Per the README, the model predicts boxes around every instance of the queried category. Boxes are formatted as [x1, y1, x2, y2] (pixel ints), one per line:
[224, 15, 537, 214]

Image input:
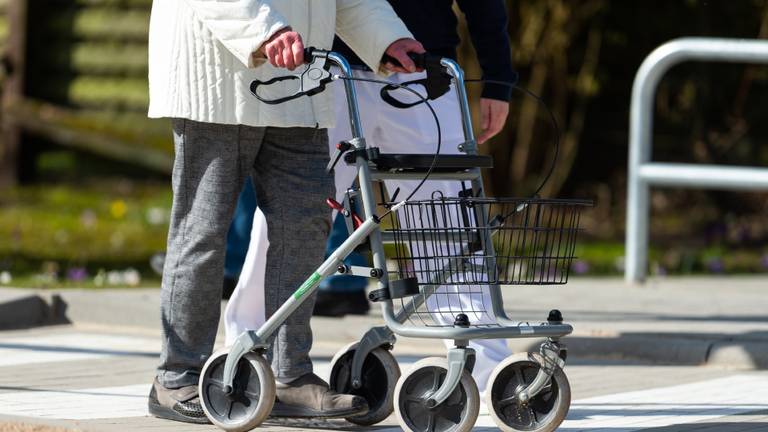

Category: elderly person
[146, 0, 423, 424]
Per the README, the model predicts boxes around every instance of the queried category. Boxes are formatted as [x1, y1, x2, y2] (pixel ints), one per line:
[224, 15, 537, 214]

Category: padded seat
[369, 153, 493, 173]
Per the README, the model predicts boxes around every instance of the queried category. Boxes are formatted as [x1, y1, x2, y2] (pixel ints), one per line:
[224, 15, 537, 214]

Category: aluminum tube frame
[626, 37, 768, 283]
[325, 53, 564, 340]
[326, 52, 393, 299]
[638, 163, 768, 190]
[440, 58, 509, 321]
[223, 217, 382, 389]
[380, 58, 516, 338]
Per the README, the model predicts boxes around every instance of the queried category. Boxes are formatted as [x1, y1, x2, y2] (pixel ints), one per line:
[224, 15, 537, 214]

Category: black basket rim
[387, 197, 594, 207]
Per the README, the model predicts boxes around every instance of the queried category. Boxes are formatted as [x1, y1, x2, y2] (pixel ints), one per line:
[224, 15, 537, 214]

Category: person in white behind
[225, 0, 517, 397]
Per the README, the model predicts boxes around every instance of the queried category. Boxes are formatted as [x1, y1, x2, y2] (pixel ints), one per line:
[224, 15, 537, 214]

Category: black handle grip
[303, 47, 316, 63]
[382, 52, 427, 70]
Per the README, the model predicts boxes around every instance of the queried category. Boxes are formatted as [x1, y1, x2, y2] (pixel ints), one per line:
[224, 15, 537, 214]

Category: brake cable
[248, 49, 559, 222]
[378, 53, 559, 200]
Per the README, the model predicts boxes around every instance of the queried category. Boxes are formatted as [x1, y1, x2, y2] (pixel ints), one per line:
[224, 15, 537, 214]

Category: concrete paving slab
[1, 276, 767, 370]
[1, 326, 768, 431]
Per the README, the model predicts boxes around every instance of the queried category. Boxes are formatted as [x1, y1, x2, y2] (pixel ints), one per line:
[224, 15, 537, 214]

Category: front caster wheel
[199, 348, 275, 432]
[485, 352, 571, 432]
[394, 357, 479, 432]
[329, 341, 400, 426]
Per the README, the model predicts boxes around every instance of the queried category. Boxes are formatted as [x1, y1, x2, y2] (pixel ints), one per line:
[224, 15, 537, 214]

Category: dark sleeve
[455, 0, 517, 101]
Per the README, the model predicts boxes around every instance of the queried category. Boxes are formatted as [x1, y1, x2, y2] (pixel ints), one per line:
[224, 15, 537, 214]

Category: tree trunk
[0, 0, 27, 188]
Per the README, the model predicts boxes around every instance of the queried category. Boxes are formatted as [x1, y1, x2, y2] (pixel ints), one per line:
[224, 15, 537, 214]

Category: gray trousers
[157, 119, 333, 388]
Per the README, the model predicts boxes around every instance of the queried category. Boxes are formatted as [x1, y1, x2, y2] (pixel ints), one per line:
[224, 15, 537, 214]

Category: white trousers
[224, 70, 510, 392]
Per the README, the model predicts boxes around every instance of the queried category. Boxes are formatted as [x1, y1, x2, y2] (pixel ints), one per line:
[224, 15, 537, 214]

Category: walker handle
[249, 47, 333, 105]
[382, 52, 427, 70]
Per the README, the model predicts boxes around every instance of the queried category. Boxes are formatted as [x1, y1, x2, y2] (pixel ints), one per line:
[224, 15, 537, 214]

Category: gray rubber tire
[329, 341, 401, 426]
[394, 357, 480, 432]
[199, 348, 276, 432]
[485, 352, 571, 432]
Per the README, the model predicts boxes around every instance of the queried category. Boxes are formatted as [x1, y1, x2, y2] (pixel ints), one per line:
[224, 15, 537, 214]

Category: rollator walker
[198, 48, 590, 432]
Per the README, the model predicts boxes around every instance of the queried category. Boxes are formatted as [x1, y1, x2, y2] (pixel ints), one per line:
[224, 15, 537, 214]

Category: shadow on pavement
[0, 342, 158, 358]
[0, 385, 146, 398]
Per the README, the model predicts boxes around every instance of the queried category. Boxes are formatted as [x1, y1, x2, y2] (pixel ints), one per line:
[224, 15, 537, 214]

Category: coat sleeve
[182, 0, 288, 68]
[335, 0, 413, 75]
[456, 0, 516, 101]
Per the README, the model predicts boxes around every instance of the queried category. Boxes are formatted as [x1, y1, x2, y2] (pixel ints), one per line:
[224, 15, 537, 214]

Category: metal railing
[626, 37, 768, 283]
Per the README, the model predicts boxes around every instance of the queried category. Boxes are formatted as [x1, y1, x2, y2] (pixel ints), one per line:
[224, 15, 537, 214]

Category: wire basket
[385, 197, 590, 287]
[383, 197, 590, 327]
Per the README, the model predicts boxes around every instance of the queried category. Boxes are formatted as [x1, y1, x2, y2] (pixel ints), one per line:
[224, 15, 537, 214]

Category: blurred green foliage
[0, 182, 170, 276]
[455, 0, 768, 277]
[19, 0, 171, 173]
[459, 0, 768, 199]
[1, 0, 767, 283]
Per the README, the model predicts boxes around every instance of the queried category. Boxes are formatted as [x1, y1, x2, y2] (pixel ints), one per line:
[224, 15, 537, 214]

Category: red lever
[326, 198, 363, 229]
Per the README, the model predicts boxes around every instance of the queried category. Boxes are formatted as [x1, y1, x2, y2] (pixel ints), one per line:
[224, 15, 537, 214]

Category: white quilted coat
[148, 0, 413, 128]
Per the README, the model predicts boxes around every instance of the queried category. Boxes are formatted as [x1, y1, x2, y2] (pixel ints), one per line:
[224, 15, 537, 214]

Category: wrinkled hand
[383, 38, 425, 73]
[477, 98, 509, 144]
[260, 27, 305, 70]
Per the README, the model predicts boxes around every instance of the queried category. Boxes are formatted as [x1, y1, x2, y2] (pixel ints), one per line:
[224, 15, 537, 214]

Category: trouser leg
[251, 127, 334, 382]
[158, 119, 260, 388]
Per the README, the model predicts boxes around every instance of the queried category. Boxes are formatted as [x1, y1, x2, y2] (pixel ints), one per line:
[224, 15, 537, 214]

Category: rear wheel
[329, 341, 400, 426]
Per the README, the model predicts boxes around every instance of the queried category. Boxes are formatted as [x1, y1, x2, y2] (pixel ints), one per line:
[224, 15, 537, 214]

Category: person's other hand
[260, 28, 304, 70]
[383, 38, 425, 73]
[477, 98, 509, 144]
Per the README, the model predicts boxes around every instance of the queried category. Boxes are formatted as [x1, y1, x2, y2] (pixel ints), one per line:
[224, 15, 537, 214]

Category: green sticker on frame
[294, 272, 322, 300]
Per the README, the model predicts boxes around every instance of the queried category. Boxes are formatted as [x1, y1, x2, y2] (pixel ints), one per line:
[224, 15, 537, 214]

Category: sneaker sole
[148, 399, 211, 425]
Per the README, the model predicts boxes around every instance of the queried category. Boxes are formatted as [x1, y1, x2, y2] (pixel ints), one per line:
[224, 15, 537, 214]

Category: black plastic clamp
[368, 277, 420, 302]
[343, 147, 380, 165]
[547, 309, 564, 324]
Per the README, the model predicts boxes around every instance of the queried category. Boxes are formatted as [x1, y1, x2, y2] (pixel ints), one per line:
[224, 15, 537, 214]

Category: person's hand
[477, 98, 509, 144]
[259, 27, 304, 70]
[383, 38, 425, 73]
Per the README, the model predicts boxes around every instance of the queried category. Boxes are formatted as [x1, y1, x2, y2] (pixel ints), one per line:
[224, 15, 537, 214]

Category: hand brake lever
[250, 48, 334, 105]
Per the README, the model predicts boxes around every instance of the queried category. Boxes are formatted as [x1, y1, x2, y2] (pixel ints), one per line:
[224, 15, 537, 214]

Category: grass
[0, 181, 170, 287]
[572, 241, 768, 276]
[1, 181, 766, 289]
[5, 274, 162, 289]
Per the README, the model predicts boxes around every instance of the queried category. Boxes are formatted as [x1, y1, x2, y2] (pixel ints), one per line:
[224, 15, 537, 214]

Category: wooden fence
[0, 0, 172, 188]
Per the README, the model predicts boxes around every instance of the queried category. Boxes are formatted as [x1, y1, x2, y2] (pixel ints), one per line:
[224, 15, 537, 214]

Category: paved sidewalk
[2, 276, 767, 368]
[1, 277, 768, 431]
[0, 326, 767, 431]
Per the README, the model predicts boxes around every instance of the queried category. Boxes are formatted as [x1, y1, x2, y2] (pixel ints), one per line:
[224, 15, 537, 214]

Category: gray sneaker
[271, 373, 368, 418]
[148, 378, 210, 424]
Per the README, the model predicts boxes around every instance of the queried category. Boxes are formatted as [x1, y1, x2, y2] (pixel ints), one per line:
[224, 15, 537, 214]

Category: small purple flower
[760, 254, 768, 270]
[571, 260, 590, 275]
[67, 267, 89, 282]
[737, 227, 751, 243]
[705, 257, 725, 274]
